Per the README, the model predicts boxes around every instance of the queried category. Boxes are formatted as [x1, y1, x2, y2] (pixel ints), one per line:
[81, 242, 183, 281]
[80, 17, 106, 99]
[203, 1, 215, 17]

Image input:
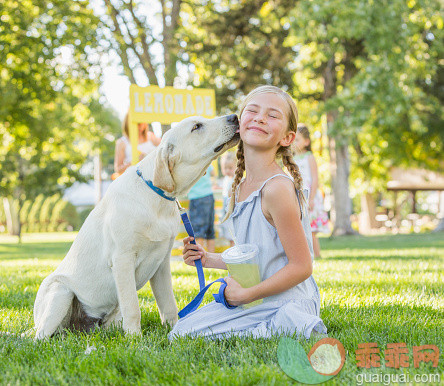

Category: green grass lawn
[0, 232, 443, 385]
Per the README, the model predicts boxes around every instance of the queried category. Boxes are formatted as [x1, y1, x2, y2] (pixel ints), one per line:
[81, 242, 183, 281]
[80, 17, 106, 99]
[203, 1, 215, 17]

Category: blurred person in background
[293, 123, 329, 258]
[114, 112, 161, 175]
[187, 165, 216, 253]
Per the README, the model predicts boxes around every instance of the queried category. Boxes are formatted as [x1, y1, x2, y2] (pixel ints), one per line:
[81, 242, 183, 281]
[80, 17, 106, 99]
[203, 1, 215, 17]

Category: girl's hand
[182, 237, 208, 267]
[223, 277, 252, 306]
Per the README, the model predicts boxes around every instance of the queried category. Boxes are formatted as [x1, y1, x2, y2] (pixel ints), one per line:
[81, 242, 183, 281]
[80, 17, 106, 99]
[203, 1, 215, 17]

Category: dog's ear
[153, 143, 181, 193]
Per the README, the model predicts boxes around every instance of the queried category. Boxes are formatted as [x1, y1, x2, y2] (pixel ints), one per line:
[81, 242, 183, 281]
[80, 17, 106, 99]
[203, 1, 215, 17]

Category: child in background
[219, 152, 236, 247]
[187, 165, 216, 253]
[169, 85, 326, 340]
[114, 112, 161, 174]
[293, 123, 329, 258]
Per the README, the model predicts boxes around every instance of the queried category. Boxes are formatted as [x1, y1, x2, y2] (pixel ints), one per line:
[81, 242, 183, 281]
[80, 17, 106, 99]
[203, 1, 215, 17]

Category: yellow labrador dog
[34, 114, 239, 339]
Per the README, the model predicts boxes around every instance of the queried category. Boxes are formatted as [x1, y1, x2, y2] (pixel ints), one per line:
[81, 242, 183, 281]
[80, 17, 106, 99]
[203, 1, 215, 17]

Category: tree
[180, 0, 297, 113]
[0, 0, 121, 239]
[289, 0, 443, 235]
[100, 0, 184, 133]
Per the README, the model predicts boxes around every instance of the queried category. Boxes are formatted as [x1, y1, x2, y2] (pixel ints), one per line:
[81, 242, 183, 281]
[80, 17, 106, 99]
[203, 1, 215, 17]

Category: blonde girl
[169, 86, 327, 340]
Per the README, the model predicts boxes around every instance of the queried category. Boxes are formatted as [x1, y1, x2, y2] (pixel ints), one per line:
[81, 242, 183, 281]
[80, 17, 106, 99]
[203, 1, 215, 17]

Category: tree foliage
[290, 0, 443, 191]
[0, 0, 121, 236]
[180, 0, 296, 113]
[100, 0, 182, 86]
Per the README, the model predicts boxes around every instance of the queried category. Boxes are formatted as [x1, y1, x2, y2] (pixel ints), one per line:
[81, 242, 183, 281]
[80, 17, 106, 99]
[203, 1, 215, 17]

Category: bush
[27, 194, 45, 233]
[49, 199, 80, 232]
[39, 194, 61, 232]
[0, 200, 6, 232]
[19, 200, 33, 233]
[78, 206, 94, 227]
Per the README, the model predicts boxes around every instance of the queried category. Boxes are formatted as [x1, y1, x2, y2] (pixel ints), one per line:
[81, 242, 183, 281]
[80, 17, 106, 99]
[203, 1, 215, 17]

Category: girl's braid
[222, 140, 245, 222]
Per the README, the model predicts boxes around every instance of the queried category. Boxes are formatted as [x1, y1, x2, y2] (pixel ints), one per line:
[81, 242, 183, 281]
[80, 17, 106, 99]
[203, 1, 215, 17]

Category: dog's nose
[226, 114, 239, 124]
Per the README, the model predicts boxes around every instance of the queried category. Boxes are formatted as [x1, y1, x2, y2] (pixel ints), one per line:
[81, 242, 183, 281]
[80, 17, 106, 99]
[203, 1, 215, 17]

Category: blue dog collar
[136, 168, 176, 201]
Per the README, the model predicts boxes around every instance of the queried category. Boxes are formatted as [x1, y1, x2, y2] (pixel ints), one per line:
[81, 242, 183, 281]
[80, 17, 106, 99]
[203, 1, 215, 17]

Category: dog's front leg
[111, 253, 141, 335]
[150, 255, 178, 327]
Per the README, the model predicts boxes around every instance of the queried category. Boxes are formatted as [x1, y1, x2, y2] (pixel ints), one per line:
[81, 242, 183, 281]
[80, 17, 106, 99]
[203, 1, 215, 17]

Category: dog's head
[153, 114, 239, 195]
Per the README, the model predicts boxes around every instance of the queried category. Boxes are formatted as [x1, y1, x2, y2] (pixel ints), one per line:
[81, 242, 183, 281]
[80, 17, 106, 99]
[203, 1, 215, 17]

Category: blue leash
[135, 168, 235, 318]
[178, 212, 236, 318]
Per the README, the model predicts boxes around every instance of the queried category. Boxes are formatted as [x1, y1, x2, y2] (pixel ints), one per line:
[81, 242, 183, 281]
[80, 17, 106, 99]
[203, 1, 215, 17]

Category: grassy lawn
[0, 232, 443, 385]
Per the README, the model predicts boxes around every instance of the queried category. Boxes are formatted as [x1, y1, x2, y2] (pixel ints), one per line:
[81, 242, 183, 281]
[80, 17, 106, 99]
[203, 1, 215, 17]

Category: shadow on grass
[0, 242, 72, 261]
[320, 232, 444, 251]
[321, 253, 441, 262]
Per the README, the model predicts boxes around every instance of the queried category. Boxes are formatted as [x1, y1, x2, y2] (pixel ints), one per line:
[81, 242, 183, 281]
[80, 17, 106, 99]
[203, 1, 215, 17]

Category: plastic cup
[222, 244, 262, 308]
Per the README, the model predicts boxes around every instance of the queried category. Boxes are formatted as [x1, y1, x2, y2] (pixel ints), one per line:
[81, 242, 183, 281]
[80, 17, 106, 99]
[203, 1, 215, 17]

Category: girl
[114, 112, 161, 175]
[169, 86, 327, 340]
[293, 124, 330, 258]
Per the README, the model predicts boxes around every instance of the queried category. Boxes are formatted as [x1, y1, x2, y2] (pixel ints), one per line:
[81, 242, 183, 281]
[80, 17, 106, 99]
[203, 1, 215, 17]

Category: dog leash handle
[178, 278, 237, 318]
[180, 212, 205, 291]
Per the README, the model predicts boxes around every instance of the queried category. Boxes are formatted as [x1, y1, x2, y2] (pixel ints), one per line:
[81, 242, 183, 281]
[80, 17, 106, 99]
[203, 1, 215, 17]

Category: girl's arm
[224, 177, 312, 306]
[114, 139, 130, 174]
[308, 153, 319, 205]
[148, 131, 162, 146]
[182, 237, 227, 270]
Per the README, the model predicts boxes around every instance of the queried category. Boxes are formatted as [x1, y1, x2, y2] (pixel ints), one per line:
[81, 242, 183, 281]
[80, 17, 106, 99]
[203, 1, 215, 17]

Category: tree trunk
[359, 193, 378, 233]
[328, 133, 356, 236]
[3, 197, 21, 239]
[323, 55, 357, 236]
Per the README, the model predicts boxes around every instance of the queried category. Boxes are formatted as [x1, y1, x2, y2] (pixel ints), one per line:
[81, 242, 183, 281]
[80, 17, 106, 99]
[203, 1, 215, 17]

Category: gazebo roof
[387, 168, 444, 191]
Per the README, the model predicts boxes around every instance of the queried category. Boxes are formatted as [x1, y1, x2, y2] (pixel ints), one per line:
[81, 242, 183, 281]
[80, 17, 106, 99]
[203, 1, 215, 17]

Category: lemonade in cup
[222, 244, 262, 308]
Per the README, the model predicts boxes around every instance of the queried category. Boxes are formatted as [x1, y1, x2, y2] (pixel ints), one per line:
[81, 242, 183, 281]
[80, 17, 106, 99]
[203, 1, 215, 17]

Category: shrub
[19, 200, 33, 233]
[39, 194, 61, 232]
[79, 206, 94, 227]
[25, 194, 45, 233]
[49, 199, 80, 232]
[0, 200, 6, 232]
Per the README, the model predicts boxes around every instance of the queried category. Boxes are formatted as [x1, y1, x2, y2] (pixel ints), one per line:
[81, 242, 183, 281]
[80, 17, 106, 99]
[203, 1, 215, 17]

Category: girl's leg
[312, 232, 321, 259]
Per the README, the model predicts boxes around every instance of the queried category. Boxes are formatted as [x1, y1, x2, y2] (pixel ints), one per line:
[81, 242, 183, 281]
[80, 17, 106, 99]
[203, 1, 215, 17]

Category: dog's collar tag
[136, 168, 176, 201]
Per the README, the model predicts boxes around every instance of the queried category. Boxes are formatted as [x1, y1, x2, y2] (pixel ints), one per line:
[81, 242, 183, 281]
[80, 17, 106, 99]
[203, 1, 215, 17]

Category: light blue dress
[169, 174, 327, 340]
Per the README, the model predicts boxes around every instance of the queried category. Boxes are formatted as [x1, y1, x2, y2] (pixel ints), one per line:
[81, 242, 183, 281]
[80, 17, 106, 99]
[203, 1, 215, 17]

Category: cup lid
[221, 244, 259, 264]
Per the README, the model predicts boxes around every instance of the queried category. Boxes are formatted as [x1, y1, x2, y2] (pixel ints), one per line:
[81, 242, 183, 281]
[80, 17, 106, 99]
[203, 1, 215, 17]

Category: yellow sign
[128, 85, 216, 163]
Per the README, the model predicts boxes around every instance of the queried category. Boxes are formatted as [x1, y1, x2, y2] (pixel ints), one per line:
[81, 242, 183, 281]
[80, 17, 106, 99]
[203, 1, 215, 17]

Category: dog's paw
[161, 313, 178, 328]
[123, 324, 142, 336]
[34, 329, 48, 341]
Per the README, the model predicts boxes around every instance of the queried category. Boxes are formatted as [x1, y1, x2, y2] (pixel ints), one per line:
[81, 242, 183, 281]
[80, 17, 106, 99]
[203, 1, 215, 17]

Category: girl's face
[222, 161, 235, 177]
[294, 131, 310, 152]
[240, 93, 295, 150]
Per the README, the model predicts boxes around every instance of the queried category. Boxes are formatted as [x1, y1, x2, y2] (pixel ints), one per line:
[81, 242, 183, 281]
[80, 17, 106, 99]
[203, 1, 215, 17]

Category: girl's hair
[222, 85, 304, 222]
[297, 123, 312, 152]
[122, 112, 149, 141]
